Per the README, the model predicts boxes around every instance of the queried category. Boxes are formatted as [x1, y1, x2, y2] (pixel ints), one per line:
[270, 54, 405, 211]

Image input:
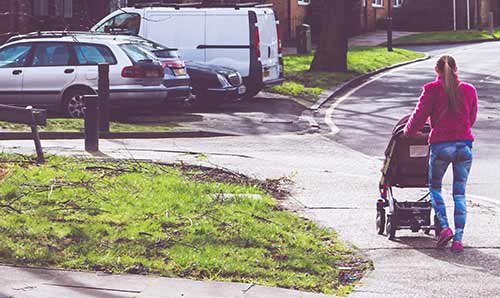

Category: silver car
[0, 32, 167, 117]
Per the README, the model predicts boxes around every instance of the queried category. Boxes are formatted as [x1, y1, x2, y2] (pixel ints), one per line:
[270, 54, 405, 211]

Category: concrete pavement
[282, 30, 418, 55]
[1, 129, 500, 297]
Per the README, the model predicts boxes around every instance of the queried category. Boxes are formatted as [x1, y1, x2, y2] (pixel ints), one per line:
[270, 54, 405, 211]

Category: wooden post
[26, 106, 44, 164]
[84, 95, 100, 152]
[453, 0, 457, 31]
[490, 11, 495, 35]
[98, 63, 110, 133]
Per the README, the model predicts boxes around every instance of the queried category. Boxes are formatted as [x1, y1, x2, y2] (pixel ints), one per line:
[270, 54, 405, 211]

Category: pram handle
[392, 114, 431, 136]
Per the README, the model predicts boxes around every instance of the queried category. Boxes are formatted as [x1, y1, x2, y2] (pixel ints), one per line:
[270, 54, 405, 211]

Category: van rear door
[204, 10, 250, 77]
[255, 9, 280, 83]
[144, 9, 206, 63]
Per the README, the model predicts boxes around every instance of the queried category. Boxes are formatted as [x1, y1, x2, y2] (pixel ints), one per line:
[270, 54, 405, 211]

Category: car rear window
[119, 44, 155, 63]
[132, 41, 179, 59]
[74, 44, 117, 65]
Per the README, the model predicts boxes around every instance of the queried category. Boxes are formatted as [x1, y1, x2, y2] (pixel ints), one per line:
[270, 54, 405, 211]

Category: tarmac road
[322, 41, 500, 206]
[319, 41, 500, 297]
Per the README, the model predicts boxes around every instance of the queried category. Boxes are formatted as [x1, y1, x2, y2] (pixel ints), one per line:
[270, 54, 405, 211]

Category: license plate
[238, 85, 247, 95]
[145, 70, 158, 77]
[173, 68, 186, 76]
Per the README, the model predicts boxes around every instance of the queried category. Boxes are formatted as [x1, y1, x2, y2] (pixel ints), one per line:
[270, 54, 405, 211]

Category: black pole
[387, 0, 393, 52]
[27, 107, 44, 164]
[98, 63, 110, 133]
[84, 95, 100, 152]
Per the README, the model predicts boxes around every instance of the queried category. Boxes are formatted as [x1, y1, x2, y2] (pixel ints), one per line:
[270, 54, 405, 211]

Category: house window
[33, 0, 49, 16]
[393, 0, 402, 7]
[34, 0, 72, 17]
[298, 0, 311, 6]
[63, 0, 73, 18]
[372, 0, 383, 7]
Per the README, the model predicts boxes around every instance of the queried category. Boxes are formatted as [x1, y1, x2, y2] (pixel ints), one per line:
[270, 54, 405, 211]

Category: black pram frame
[377, 115, 441, 240]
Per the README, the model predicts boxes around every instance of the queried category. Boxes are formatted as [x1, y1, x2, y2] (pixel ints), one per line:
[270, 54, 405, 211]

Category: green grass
[0, 154, 369, 295]
[0, 118, 175, 132]
[393, 29, 500, 45]
[269, 46, 425, 100]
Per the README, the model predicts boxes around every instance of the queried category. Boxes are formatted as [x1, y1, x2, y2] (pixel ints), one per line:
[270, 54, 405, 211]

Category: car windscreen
[119, 44, 156, 63]
[94, 12, 141, 35]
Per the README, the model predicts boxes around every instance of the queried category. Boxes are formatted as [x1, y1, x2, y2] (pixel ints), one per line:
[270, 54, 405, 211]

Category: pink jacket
[404, 77, 478, 144]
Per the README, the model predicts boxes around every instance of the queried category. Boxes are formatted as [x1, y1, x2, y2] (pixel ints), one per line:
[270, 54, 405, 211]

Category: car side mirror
[104, 25, 111, 33]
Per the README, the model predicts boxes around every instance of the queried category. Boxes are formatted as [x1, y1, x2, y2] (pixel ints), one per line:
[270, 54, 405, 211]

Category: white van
[91, 3, 284, 98]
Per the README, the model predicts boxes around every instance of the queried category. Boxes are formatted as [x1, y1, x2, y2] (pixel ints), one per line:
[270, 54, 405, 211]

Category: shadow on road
[394, 236, 500, 278]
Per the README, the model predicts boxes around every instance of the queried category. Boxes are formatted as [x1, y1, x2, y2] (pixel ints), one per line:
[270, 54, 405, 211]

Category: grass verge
[269, 46, 425, 100]
[0, 118, 175, 132]
[0, 154, 370, 295]
[392, 29, 500, 45]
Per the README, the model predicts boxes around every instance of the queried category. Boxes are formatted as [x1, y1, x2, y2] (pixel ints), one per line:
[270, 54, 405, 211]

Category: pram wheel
[376, 208, 386, 235]
[386, 215, 396, 240]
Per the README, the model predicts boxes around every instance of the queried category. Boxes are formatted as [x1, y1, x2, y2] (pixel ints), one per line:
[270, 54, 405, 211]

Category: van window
[74, 44, 117, 65]
[94, 13, 141, 35]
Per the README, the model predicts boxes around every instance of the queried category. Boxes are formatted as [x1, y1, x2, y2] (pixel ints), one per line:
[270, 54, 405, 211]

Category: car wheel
[63, 89, 90, 118]
[190, 90, 223, 109]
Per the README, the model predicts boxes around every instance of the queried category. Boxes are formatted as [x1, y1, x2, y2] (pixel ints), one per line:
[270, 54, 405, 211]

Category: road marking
[467, 193, 500, 206]
[323, 67, 409, 135]
[440, 188, 499, 206]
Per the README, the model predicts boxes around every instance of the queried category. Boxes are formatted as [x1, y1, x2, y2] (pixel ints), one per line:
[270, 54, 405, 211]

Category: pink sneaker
[436, 228, 454, 248]
[451, 241, 464, 253]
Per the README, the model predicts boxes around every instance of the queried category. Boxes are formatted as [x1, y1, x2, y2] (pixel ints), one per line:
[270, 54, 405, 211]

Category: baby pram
[377, 115, 441, 240]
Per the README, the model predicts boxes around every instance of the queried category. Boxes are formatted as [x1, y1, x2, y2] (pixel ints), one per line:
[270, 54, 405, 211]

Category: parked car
[91, 2, 284, 98]
[101, 34, 245, 105]
[2, 31, 167, 118]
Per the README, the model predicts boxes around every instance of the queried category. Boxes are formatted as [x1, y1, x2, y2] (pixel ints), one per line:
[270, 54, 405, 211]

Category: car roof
[5, 32, 135, 46]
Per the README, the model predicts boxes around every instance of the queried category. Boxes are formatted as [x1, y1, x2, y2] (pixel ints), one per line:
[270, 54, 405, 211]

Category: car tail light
[254, 27, 261, 58]
[121, 65, 163, 78]
[276, 22, 282, 54]
[161, 60, 185, 69]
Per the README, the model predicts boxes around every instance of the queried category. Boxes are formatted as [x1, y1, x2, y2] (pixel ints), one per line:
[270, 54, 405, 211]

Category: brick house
[268, 0, 310, 45]
[0, 0, 118, 43]
[357, 0, 500, 33]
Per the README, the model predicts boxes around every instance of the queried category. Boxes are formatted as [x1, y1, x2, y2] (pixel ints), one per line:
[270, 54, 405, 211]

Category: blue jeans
[429, 141, 473, 242]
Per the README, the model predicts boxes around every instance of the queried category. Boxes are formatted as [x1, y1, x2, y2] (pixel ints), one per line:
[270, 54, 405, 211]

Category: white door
[256, 9, 280, 82]
[145, 10, 206, 63]
[0, 43, 32, 104]
[22, 43, 77, 105]
[205, 10, 250, 77]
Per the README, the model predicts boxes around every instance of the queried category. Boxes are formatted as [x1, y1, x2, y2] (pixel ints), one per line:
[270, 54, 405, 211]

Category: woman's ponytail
[437, 55, 461, 111]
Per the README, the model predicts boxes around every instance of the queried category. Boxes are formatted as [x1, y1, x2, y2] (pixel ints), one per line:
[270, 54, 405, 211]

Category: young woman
[403, 55, 478, 253]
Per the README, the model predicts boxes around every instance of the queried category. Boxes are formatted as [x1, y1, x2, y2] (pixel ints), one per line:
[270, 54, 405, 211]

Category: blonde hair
[436, 55, 461, 111]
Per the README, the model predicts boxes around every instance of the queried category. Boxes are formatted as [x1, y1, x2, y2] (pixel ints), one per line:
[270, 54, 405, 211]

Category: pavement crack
[123, 148, 254, 159]
[363, 246, 500, 251]
[241, 283, 256, 295]
[306, 207, 368, 210]
[43, 283, 141, 293]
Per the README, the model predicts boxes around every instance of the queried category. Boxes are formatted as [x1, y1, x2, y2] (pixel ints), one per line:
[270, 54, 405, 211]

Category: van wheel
[62, 88, 91, 118]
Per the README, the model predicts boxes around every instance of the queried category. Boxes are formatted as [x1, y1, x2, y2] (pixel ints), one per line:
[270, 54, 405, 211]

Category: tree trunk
[310, 0, 348, 72]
